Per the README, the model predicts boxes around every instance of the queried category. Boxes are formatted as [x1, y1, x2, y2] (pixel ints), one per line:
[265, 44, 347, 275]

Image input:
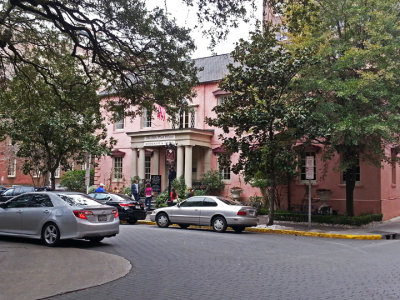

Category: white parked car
[0, 191, 119, 246]
[150, 196, 258, 233]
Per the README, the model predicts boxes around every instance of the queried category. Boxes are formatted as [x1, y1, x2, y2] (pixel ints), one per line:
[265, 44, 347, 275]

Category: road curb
[136, 220, 382, 240]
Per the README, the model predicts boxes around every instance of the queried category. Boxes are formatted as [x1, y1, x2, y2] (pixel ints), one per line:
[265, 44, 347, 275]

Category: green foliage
[200, 170, 225, 195]
[0, 33, 113, 190]
[60, 170, 94, 192]
[123, 186, 131, 195]
[155, 191, 169, 208]
[194, 189, 207, 196]
[172, 177, 187, 199]
[285, 0, 400, 215]
[0, 1, 198, 122]
[274, 212, 383, 226]
[206, 26, 311, 224]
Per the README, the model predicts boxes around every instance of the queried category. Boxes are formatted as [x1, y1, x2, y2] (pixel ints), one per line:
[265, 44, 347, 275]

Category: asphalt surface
[2, 216, 400, 299]
[0, 238, 130, 300]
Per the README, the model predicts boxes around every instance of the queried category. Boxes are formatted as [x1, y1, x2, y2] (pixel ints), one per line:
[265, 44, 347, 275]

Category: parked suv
[0, 186, 35, 202]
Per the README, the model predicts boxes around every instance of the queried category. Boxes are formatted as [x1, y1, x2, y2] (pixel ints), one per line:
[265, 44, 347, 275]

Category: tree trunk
[50, 171, 56, 191]
[267, 177, 276, 226]
[345, 167, 357, 216]
[287, 176, 291, 211]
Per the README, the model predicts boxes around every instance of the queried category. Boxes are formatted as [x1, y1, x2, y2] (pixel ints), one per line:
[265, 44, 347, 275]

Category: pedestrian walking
[144, 182, 153, 211]
[131, 179, 140, 201]
[95, 183, 106, 193]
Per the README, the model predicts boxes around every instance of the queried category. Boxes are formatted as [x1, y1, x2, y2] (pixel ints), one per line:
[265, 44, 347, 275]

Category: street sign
[305, 156, 314, 180]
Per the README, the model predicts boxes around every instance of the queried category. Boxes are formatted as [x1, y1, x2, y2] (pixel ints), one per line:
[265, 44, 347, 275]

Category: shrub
[274, 212, 382, 226]
[194, 189, 207, 196]
[155, 191, 169, 208]
[200, 170, 225, 195]
[172, 176, 187, 199]
[60, 169, 94, 192]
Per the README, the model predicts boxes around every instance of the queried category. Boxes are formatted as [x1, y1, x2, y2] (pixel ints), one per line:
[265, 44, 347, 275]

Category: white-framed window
[55, 166, 61, 178]
[145, 155, 151, 181]
[172, 107, 196, 129]
[218, 155, 231, 181]
[142, 108, 152, 128]
[113, 157, 123, 180]
[115, 112, 124, 130]
[300, 152, 316, 181]
[218, 95, 230, 106]
[7, 159, 16, 177]
[341, 165, 361, 183]
[81, 163, 87, 170]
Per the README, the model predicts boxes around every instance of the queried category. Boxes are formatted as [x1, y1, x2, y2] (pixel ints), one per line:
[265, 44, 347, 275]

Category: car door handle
[17, 210, 23, 214]
[43, 210, 50, 214]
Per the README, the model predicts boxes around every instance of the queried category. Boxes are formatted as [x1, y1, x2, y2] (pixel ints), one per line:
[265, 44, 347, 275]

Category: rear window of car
[217, 197, 241, 206]
[57, 193, 103, 207]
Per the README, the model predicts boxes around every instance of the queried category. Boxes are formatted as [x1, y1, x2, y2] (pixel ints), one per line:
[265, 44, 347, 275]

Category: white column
[153, 149, 160, 175]
[196, 148, 202, 180]
[138, 148, 146, 180]
[204, 148, 212, 174]
[131, 148, 137, 179]
[184, 145, 193, 187]
[177, 145, 184, 179]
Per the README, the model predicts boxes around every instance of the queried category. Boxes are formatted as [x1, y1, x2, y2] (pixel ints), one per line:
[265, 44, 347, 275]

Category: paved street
[37, 224, 400, 300]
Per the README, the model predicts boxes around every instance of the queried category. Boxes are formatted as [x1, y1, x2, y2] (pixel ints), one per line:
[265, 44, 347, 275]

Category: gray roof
[194, 53, 233, 83]
[99, 54, 233, 97]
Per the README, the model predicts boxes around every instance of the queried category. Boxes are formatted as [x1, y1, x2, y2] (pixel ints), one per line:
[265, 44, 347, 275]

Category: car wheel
[128, 217, 137, 225]
[178, 224, 189, 229]
[156, 212, 170, 228]
[42, 223, 60, 247]
[212, 216, 227, 233]
[89, 237, 104, 244]
[232, 226, 245, 233]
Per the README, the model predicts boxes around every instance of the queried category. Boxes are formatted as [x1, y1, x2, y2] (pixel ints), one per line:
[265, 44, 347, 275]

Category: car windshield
[57, 193, 102, 207]
[3, 188, 14, 196]
[217, 197, 241, 206]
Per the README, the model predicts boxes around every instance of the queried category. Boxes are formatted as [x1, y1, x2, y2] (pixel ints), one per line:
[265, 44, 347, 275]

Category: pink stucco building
[96, 54, 400, 220]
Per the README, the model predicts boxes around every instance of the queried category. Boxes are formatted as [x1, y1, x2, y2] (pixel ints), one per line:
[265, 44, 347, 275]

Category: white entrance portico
[127, 129, 214, 189]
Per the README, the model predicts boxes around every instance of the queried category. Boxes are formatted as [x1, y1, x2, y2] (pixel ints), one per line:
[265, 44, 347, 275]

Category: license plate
[136, 205, 141, 209]
[249, 211, 255, 216]
[98, 215, 107, 221]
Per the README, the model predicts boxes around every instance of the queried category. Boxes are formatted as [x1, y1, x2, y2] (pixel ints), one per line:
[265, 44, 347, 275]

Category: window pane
[113, 157, 123, 180]
[145, 155, 151, 181]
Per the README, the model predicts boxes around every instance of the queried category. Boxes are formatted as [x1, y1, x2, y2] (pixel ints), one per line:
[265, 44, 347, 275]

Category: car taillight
[119, 203, 135, 207]
[112, 209, 119, 218]
[73, 210, 93, 219]
[237, 210, 247, 216]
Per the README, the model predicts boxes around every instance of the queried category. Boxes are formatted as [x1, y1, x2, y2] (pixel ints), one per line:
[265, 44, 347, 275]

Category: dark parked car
[88, 192, 146, 224]
[0, 186, 35, 202]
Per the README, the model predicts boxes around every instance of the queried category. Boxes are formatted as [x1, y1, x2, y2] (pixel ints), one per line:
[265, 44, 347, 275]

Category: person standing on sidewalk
[144, 182, 153, 211]
[131, 179, 140, 201]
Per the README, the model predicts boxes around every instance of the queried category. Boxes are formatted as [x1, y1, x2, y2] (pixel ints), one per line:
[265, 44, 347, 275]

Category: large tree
[0, 0, 198, 118]
[282, 0, 400, 215]
[0, 33, 113, 190]
[207, 27, 311, 224]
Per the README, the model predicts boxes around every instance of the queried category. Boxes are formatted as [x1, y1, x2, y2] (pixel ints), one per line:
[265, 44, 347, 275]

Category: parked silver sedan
[150, 196, 258, 233]
[0, 191, 119, 246]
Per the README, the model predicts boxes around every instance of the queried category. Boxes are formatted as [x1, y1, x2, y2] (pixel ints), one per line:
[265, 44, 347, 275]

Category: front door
[0, 194, 32, 233]
[169, 197, 204, 225]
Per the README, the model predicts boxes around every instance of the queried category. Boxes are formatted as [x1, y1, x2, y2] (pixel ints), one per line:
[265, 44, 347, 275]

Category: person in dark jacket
[186, 188, 194, 199]
[131, 179, 140, 201]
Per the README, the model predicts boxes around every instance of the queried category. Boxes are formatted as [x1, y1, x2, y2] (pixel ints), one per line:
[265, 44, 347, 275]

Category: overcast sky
[146, 0, 262, 59]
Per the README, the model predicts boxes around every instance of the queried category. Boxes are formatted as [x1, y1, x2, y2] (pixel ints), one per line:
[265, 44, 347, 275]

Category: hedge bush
[273, 212, 382, 226]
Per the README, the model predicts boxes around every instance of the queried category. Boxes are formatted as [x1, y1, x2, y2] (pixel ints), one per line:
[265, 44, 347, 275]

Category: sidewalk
[141, 214, 400, 240]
